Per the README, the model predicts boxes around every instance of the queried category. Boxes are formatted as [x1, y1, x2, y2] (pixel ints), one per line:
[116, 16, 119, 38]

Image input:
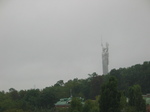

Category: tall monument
[101, 42, 109, 75]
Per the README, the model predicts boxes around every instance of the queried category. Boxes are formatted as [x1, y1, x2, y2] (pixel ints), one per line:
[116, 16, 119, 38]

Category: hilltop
[0, 61, 150, 111]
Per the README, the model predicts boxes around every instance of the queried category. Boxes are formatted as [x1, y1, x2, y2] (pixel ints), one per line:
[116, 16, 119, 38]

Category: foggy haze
[0, 0, 150, 91]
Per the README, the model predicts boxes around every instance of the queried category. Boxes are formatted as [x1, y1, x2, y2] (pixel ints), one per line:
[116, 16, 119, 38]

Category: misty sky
[0, 0, 150, 91]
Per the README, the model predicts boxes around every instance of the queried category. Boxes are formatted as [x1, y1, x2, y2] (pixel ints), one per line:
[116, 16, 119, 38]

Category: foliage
[128, 85, 146, 112]
[109, 61, 150, 94]
[99, 76, 121, 112]
[56, 107, 69, 112]
[69, 97, 83, 112]
[0, 61, 150, 111]
[119, 93, 127, 111]
[82, 99, 99, 112]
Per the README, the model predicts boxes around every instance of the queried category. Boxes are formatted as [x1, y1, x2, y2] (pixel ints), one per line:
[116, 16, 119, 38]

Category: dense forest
[0, 61, 150, 112]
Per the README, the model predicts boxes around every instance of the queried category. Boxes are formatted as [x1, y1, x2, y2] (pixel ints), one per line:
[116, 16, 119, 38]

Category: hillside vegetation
[0, 61, 149, 112]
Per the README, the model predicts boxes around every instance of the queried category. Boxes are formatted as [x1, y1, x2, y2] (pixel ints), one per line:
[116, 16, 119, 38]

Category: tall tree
[99, 76, 121, 112]
[89, 75, 103, 99]
[54, 80, 64, 86]
[70, 97, 83, 112]
[39, 87, 56, 109]
[128, 85, 146, 112]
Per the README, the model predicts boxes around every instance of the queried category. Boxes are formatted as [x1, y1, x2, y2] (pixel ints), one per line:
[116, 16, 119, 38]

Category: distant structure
[101, 42, 109, 75]
[55, 97, 84, 108]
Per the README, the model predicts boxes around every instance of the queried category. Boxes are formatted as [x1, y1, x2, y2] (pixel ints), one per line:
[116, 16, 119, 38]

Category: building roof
[143, 94, 150, 105]
[55, 97, 72, 107]
[143, 97, 150, 105]
[55, 97, 84, 107]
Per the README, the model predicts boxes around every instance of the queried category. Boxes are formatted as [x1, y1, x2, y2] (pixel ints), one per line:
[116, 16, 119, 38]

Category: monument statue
[101, 42, 109, 75]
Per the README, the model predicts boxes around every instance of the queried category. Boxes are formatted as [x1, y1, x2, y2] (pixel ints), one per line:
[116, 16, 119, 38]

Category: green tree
[70, 97, 83, 112]
[82, 100, 94, 112]
[89, 75, 103, 99]
[119, 93, 127, 111]
[128, 85, 146, 112]
[23, 89, 40, 110]
[99, 76, 121, 112]
[88, 72, 98, 78]
[39, 87, 56, 109]
[9, 88, 19, 101]
[54, 80, 64, 86]
[82, 99, 99, 112]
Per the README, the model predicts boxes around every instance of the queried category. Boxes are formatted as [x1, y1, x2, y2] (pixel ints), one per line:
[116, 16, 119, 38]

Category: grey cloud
[0, 0, 150, 91]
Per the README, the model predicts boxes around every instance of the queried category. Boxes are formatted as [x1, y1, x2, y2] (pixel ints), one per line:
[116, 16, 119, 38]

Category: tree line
[0, 61, 150, 112]
[69, 77, 146, 112]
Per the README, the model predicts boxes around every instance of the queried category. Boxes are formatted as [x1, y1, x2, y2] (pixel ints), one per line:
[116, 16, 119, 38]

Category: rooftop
[55, 97, 72, 107]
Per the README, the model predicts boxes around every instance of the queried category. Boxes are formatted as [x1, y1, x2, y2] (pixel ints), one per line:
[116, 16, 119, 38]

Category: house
[55, 97, 84, 108]
[55, 97, 72, 108]
[143, 94, 150, 112]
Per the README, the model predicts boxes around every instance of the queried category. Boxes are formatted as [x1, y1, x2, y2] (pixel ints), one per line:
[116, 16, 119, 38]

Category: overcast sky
[0, 0, 150, 91]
